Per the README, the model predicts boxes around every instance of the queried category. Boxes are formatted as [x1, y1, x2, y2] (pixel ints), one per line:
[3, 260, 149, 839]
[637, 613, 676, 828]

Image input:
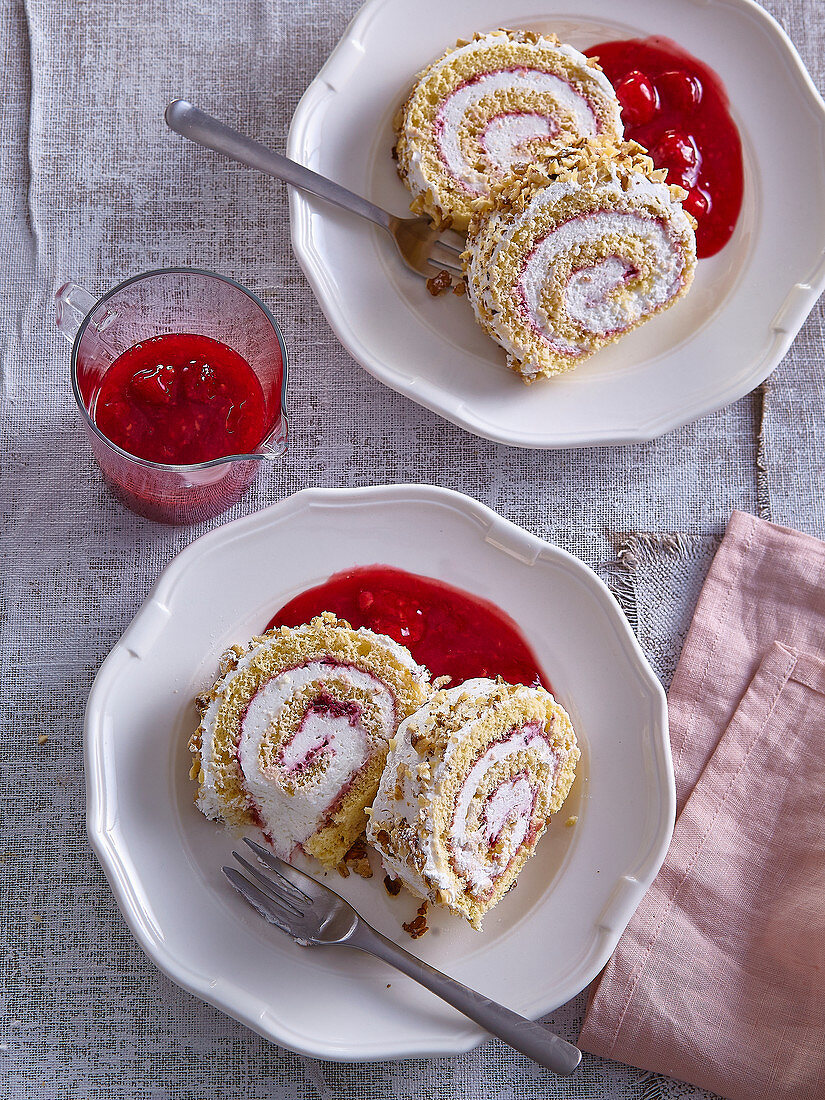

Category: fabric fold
[580, 512, 825, 1100]
[667, 510, 825, 812]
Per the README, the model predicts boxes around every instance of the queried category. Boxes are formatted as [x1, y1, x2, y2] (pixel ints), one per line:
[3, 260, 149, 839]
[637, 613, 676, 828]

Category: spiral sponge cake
[394, 29, 623, 231]
[464, 139, 697, 382]
[190, 613, 430, 868]
[367, 678, 579, 929]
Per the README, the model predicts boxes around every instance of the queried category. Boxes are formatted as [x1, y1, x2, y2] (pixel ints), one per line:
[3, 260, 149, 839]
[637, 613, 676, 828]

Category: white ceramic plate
[287, 0, 825, 448]
[86, 485, 673, 1060]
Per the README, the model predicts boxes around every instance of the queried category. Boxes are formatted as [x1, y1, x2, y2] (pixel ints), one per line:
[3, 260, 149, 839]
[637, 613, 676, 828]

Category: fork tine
[231, 852, 305, 917]
[223, 867, 300, 938]
[242, 838, 314, 903]
[432, 237, 464, 258]
[426, 245, 464, 275]
[426, 259, 464, 277]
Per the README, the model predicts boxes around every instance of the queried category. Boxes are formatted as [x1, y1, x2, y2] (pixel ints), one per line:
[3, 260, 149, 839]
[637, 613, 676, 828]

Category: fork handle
[349, 924, 582, 1075]
[165, 100, 393, 231]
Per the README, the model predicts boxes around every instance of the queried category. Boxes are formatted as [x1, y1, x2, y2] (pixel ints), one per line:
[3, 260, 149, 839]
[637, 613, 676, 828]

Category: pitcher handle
[54, 279, 97, 344]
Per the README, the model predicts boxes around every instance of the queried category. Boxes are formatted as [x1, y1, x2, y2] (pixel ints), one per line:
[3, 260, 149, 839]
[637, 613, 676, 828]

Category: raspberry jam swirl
[448, 722, 559, 899]
[515, 206, 690, 359]
[436, 66, 603, 193]
[237, 661, 395, 859]
[465, 155, 697, 380]
[394, 30, 623, 230]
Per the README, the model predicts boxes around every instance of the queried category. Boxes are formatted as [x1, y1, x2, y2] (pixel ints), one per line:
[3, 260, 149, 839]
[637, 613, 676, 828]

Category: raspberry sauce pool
[92, 333, 267, 465]
[586, 36, 743, 258]
[267, 565, 550, 689]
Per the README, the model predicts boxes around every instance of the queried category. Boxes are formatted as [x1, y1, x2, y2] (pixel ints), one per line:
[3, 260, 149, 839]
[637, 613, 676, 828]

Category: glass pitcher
[56, 267, 288, 525]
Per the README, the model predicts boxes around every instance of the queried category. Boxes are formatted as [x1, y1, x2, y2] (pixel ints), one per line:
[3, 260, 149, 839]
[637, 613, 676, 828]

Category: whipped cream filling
[468, 174, 692, 372]
[564, 255, 635, 328]
[196, 625, 429, 827]
[517, 210, 683, 354]
[480, 112, 555, 172]
[238, 661, 394, 858]
[436, 68, 597, 192]
[482, 773, 534, 845]
[401, 32, 621, 205]
[370, 679, 568, 904]
[277, 695, 361, 774]
[449, 724, 557, 895]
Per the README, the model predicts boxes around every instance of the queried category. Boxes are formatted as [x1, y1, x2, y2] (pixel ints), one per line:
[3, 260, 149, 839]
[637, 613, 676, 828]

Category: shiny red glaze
[614, 70, 658, 126]
[657, 69, 703, 110]
[587, 36, 743, 257]
[652, 129, 699, 171]
[684, 187, 710, 220]
[93, 333, 267, 465]
[266, 565, 550, 689]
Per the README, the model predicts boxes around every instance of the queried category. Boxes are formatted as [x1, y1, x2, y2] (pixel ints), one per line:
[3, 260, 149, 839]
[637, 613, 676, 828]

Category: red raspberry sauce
[93, 333, 267, 464]
[267, 565, 550, 689]
[586, 36, 743, 258]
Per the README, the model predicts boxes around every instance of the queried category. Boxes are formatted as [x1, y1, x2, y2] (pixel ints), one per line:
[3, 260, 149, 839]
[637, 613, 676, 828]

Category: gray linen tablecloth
[2, 0, 823, 1096]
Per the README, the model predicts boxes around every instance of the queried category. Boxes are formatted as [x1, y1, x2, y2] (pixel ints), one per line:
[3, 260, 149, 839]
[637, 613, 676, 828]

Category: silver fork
[165, 100, 464, 280]
[224, 838, 582, 1075]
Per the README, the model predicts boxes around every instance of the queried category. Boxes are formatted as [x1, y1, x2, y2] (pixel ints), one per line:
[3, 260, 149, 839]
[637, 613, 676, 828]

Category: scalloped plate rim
[287, 0, 825, 448]
[85, 484, 674, 1059]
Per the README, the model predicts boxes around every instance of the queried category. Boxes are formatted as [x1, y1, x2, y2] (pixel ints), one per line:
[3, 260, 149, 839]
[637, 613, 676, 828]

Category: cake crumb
[341, 838, 373, 879]
[403, 900, 429, 939]
[383, 874, 402, 897]
[426, 269, 452, 296]
[37, 735, 49, 745]
[336, 861, 350, 878]
[565, 815, 578, 827]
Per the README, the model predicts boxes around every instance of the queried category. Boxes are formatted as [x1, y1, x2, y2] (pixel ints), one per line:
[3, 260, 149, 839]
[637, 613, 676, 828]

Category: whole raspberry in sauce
[614, 70, 658, 125]
[586, 36, 743, 257]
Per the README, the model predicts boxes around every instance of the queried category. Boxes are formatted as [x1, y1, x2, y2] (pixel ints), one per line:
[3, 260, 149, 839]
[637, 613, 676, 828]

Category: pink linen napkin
[579, 510, 825, 1100]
